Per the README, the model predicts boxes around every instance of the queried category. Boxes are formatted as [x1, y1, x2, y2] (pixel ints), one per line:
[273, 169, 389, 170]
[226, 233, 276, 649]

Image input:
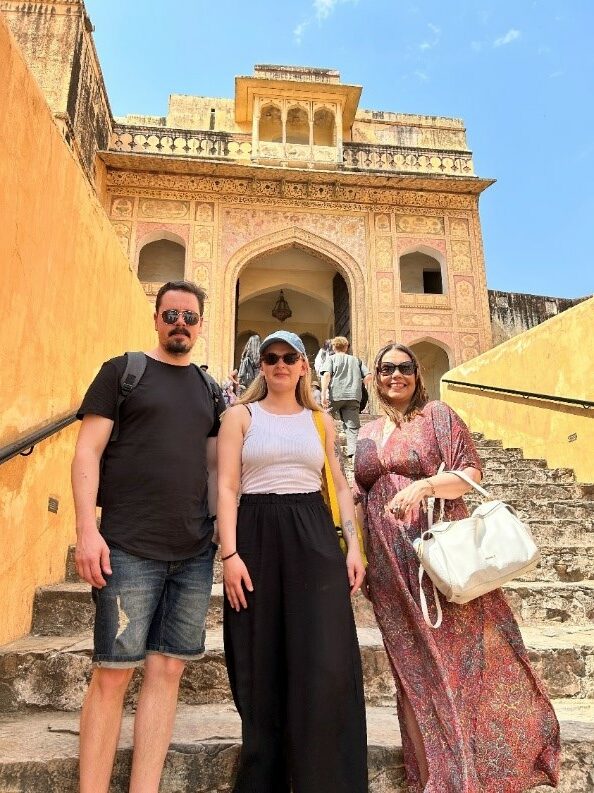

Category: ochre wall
[441, 297, 594, 482]
[0, 15, 155, 645]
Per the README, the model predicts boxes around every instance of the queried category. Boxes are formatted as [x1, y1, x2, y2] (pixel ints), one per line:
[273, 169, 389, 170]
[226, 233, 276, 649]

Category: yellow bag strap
[312, 411, 341, 527]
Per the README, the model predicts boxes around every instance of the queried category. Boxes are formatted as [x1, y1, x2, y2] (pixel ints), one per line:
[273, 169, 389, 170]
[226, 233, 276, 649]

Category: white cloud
[493, 29, 521, 47]
[419, 22, 441, 51]
[293, 21, 309, 44]
[549, 70, 564, 79]
[294, 0, 359, 43]
[471, 40, 483, 52]
[313, 0, 358, 21]
[415, 70, 429, 82]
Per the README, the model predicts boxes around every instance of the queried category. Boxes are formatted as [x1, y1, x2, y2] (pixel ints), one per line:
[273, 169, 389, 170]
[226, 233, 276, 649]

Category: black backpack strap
[193, 365, 226, 424]
[110, 352, 147, 442]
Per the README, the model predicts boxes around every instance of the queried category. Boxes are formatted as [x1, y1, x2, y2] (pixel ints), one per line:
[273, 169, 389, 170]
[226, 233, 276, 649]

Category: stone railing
[109, 125, 474, 176]
[110, 125, 253, 161]
[343, 142, 474, 176]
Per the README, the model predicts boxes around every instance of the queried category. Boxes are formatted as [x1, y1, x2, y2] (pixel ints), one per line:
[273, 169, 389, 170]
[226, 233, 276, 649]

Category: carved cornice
[105, 170, 484, 211]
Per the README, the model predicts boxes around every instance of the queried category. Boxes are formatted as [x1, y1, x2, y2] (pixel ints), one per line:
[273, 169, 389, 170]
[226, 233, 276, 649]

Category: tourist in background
[353, 342, 560, 792]
[217, 330, 367, 793]
[222, 368, 241, 406]
[237, 334, 261, 391]
[311, 379, 322, 406]
[314, 338, 333, 378]
[320, 336, 372, 458]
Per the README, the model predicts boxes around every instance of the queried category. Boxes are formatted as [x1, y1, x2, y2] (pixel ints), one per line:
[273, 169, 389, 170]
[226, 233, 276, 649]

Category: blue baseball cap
[260, 330, 306, 356]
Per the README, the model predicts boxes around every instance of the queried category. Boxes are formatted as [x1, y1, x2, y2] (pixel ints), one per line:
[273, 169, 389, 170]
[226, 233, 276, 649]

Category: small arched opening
[286, 106, 309, 145]
[259, 104, 282, 143]
[409, 340, 451, 401]
[313, 107, 336, 146]
[137, 238, 186, 286]
[399, 250, 445, 295]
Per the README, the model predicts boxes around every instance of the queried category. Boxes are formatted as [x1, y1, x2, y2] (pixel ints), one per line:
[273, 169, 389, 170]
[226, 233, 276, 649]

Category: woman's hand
[386, 479, 433, 521]
[223, 555, 253, 611]
[346, 547, 366, 595]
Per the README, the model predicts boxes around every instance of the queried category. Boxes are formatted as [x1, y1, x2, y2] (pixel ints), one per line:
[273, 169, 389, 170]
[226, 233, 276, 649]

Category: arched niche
[313, 107, 336, 146]
[409, 338, 452, 401]
[137, 234, 186, 284]
[259, 104, 282, 143]
[286, 105, 309, 145]
[399, 247, 447, 295]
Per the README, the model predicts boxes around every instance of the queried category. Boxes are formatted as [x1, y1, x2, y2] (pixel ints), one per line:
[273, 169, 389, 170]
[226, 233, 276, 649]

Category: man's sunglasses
[161, 309, 201, 326]
[377, 361, 416, 377]
[261, 352, 302, 366]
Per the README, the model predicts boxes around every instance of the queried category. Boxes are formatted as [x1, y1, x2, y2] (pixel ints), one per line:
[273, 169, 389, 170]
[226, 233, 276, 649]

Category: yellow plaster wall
[0, 15, 155, 645]
[441, 297, 594, 482]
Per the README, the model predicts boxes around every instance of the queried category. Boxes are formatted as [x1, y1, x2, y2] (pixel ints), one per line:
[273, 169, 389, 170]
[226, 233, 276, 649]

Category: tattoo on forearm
[333, 439, 346, 475]
[343, 519, 355, 538]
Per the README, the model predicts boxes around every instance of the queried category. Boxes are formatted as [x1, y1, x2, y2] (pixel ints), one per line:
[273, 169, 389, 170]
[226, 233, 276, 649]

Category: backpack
[97, 351, 224, 505]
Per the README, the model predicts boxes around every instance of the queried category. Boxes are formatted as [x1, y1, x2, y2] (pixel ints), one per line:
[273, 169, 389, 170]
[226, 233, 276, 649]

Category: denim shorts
[92, 542, 216, 667]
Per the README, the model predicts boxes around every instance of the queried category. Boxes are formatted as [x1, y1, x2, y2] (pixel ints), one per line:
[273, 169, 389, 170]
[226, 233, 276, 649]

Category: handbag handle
[427, 466, 489, 530]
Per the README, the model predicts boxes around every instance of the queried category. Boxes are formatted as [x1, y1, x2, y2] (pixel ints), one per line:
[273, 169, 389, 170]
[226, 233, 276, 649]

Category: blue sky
[85, 0, 593, 299]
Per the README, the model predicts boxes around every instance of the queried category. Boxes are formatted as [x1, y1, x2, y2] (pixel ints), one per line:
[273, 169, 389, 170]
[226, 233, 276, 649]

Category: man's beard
[165, 335, 192, 354]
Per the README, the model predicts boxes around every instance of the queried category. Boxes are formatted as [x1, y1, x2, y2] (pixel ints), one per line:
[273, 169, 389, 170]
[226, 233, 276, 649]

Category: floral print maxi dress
[354, 401, 560, 793]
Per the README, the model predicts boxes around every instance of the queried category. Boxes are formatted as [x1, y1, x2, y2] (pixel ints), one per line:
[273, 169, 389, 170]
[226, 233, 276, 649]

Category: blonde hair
[331, 336, 349, 352]
[372, 343, 428, 424]
[237, 355, 321, 411]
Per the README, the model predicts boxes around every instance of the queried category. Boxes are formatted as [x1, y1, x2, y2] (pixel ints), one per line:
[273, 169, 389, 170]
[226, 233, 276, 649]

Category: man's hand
[75, 528, 112, 588]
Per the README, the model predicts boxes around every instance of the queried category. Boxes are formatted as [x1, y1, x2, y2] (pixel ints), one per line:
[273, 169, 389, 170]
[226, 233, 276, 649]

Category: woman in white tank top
[217, 330, 368, 793]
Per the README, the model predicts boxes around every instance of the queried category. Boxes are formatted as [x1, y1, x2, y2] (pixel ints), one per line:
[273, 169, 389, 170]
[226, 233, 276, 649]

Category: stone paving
[0, 432, 593, 791]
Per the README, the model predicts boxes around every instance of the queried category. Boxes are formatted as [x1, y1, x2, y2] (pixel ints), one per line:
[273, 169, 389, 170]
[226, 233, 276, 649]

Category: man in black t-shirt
[72, 280, 224, 793]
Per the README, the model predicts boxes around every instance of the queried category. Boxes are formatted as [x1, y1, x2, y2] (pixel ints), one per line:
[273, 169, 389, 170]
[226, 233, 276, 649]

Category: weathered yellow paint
[441, 297, 594, 482]
[0, 16, 155, 645]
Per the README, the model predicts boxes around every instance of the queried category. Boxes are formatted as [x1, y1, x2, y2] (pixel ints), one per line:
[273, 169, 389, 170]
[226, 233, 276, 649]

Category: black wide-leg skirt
[224, 491, 368, 793]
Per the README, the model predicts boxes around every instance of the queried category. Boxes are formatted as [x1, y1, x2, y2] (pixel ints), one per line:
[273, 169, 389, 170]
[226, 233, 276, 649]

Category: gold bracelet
[425, 478, 436, 497]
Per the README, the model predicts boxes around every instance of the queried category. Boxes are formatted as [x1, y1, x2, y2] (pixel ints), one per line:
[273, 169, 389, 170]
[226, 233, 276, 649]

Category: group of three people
[73, 279, 560, 793]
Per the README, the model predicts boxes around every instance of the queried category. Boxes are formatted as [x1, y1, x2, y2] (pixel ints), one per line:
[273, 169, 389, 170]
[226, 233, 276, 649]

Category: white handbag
[413, 469, 540, 628]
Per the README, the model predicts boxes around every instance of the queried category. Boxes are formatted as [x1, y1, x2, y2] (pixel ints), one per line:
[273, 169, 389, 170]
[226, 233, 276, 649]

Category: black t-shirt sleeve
[77, 359, 123, 421]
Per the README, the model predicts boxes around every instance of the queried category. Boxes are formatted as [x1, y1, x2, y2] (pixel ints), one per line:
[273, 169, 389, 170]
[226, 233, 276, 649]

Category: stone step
[467, 481, 592, 502]
[31, 583, 226, 637]
[2, 624, 593, 714]
[504, 581, 594, 625]
[519, 546, 594, 583]
[0, 700, 593, 792]
[31, 576, 594, 640]
[352, 581, 594, 628]
[481, 462, 576, 484]
[465, 497, 594, 523]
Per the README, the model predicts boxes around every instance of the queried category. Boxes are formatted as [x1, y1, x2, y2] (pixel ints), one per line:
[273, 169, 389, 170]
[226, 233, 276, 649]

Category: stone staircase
[1, 432, 593, 791]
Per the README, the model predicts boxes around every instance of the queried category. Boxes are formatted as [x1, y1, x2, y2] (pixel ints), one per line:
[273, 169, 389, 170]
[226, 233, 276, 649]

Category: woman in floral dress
[354, 342, 560, 792]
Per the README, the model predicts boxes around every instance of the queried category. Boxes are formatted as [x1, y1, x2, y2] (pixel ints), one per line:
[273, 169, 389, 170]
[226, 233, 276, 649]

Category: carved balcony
[343, 142, 474, 176]
[110, 125, 253, 161]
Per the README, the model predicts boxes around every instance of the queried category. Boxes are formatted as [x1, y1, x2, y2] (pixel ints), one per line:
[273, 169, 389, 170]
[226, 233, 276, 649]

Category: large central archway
[219, 227, 367, 375]
[235, 247, 348, 369]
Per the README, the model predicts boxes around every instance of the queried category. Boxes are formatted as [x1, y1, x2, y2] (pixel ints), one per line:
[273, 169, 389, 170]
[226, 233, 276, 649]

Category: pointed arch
[219, 226, 367, 373]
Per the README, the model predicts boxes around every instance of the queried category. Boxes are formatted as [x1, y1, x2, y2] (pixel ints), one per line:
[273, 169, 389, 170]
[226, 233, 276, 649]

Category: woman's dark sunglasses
[161, 309, 201, 326]
[261, 352, 302, 366]
[377, 361, 416, 377]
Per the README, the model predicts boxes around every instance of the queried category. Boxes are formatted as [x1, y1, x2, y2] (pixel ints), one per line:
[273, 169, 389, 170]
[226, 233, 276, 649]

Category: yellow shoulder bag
[312, 410, 367, 565]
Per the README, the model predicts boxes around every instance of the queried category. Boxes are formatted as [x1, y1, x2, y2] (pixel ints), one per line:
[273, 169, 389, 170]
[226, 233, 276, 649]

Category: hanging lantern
[271, 289, 292, 322]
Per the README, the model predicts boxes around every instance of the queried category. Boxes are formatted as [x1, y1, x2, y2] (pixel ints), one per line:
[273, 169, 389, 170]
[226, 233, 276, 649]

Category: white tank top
[241, 402, 324, 494]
